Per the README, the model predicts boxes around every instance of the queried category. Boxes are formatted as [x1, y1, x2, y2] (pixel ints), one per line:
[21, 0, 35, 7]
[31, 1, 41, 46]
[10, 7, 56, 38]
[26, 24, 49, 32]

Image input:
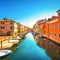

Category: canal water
[0, 33, 51, 60]
[35, 34, 60, 60]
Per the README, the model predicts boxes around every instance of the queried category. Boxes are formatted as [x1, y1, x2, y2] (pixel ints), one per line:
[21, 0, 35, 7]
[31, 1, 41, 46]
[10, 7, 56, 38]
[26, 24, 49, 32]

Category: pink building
[0, 18, 14, 36]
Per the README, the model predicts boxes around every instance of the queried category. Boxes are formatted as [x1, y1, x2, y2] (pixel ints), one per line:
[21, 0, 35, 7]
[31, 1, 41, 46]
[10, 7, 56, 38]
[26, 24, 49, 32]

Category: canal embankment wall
[41, 34, 60, 46]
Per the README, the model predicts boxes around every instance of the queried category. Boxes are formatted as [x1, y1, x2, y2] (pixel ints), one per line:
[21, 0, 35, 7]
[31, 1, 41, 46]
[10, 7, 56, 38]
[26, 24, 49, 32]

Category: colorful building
[43, 10, 60, 43]
[0, 18, 21, 37]
[17, 23, 21, 36]
[34, 9, 60, 44]
[0, 18, 14, 36]
[33, 19, 46, 34]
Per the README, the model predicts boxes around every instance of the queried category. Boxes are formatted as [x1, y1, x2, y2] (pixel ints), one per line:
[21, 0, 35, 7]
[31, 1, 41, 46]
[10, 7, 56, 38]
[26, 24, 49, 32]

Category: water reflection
[34, 35, 60, 60]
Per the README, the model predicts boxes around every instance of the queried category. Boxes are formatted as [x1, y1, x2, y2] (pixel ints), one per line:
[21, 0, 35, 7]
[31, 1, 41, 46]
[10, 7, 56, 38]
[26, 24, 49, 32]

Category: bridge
[18, 28, 40, 39]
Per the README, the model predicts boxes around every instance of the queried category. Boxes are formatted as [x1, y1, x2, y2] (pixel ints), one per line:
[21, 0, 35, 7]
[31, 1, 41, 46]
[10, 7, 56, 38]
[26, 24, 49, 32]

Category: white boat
[0, 50, 11, 58]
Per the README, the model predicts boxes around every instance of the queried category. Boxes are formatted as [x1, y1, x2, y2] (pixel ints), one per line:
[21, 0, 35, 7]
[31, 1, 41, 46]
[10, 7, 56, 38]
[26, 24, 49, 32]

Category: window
[54, 33, 56, 37]
[1, 22, 2, 24]
[0, 26, 5, 29]
[18, 31, 20, 33]
[3, 22, 4, 24]
[50, 33, 51, 37]
[1, 27, 2, 29]
[50, 33, 53, 37]
[58, 34, 60, 38]
[10, 26, 13, 29]
[3, 27, 5, 29]
[52, 33, 54, 37]
[1, 22, 4, 24]
[53, 24, 56, 29]
[10, 22, 12, 24]
[58, 24, 60, 29]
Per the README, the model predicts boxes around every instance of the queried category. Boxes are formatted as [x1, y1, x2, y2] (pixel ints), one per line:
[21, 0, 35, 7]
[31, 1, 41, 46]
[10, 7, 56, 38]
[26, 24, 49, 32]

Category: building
[0, 18, 32, 38]
[17, 23, 21, 36]
[34, 9, 60, 43]
[13, 22, 18, 37]
[0, 18, 14, 36]
[33, 19, 46, 34]
[39, 19, 46, 35]
[43, 10, 60, 43]
[46, 10, 60, 43]
[33, 24, 38, 32]
[0, 18, 20, 37]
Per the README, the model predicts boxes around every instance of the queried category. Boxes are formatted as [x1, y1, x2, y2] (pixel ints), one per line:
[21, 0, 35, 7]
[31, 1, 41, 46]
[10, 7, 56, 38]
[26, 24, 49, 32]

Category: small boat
[0, 50, 11, 58]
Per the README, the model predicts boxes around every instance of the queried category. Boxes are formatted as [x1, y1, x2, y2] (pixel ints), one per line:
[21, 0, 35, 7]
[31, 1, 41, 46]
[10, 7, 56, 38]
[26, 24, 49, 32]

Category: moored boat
[0, 50, 11, 58]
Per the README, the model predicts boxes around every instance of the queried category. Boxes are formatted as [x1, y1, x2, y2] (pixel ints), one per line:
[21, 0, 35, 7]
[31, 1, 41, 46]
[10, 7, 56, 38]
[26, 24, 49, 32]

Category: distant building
[0, 18, 31, 37]
[33, 19, 46, 34]
[17, 23, 21, 36]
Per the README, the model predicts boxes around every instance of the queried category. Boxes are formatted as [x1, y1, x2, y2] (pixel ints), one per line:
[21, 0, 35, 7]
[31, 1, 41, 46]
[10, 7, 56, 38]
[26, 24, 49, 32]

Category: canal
[0, 33, 51, 60]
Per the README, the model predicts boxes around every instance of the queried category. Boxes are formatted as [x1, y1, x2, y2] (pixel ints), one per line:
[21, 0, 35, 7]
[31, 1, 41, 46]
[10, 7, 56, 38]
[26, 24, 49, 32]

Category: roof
[51, 16, 58, 20]
[47, 16, 58, 22]
[36, 19, 46, 24]
[0, 18, 15, 22]
[56, 9, 60, 12]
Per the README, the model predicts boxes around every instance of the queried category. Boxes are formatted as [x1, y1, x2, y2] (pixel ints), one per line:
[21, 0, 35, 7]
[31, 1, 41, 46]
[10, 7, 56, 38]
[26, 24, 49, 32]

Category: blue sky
[0, 0, 60, 28]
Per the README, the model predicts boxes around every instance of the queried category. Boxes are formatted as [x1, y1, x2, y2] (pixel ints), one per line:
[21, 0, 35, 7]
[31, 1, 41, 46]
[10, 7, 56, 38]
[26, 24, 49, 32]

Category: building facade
[34, 10, 60, 43]
[43, 10, 60, 43]
[0, 18, 14, 36]
[0, 18, 21, 37]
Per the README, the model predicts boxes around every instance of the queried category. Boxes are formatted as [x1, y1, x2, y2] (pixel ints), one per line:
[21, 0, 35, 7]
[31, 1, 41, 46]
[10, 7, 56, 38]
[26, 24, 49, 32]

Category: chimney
[56, 9, 60, 18]
[3, 18, 8, 20]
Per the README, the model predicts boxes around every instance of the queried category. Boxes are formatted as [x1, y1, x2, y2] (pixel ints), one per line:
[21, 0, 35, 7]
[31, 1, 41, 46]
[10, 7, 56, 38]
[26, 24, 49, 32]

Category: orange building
[40, 10, 60, 43]
[39, 21, 46, 35]
[35, 19, 46, 34]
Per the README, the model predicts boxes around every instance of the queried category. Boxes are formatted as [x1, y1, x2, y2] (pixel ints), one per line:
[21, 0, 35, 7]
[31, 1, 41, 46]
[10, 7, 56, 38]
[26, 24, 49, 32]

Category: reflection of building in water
[37, 37, 60, 60]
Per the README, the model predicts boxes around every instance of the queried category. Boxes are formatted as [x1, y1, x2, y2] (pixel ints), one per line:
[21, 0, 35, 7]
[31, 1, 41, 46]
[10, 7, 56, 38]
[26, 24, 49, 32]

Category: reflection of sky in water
[8, 33, 51, 60]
